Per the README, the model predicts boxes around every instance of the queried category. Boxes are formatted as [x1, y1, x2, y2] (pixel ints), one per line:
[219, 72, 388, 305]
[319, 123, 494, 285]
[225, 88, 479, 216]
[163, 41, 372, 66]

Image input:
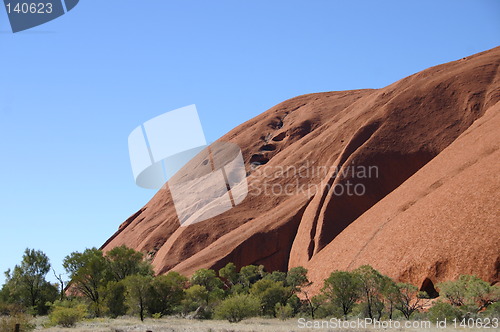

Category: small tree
[321, 271, 361, 319]
[146, 272, 187, 316]
[52, 269, 66, 301]
[395, 283, 427, 319]
[265, 271, 287, 284]
[63, 248, 110, 317]
[428, 301, 463, 322]
[438, 275, 498, 312]
[124, 275, 153, 321]
[105, 245, 153, 281]
[219, 263, 239, 288]
[286, 267, 309, 291]
[103, 281, 127, 318]
[275, 302, 294, 320]
[464, 276, 497, 311]
[181, 285, 210, 317]
[438, 278, 467, 306]
[354, 265, 387, 319]
[190, 268, 225, 309]
[190, 268, 224, 293]
[4, 248, 57, 315]
[238, 265, 266, 290]
[381, 277, 400, 319]
[302, 291, 323, 319]
[250, 279, 290, 316]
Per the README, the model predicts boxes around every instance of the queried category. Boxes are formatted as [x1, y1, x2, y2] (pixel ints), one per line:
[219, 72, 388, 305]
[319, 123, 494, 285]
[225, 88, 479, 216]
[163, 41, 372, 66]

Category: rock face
[102, 47, 500, 293]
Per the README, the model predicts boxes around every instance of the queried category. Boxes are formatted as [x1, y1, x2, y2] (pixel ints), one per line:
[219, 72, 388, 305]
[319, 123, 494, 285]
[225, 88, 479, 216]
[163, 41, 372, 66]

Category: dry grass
[28, 316, 493, 332]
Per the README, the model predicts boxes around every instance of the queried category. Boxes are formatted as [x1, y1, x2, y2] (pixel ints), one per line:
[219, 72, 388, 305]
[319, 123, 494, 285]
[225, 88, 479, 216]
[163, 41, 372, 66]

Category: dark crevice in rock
[250, 154, 269, 165]
[260, 144, 276, 151]
[272, 132, 287, 141]
[420, 278, 439, 298]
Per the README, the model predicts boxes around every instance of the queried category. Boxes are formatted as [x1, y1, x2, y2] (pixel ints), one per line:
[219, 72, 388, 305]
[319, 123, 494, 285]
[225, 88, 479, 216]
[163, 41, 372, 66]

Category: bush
[0, 303, 24, 316]
[215, 294, 260, 323]
[315, 300, 343, 319]
[395, 282, 427, 319]
[49, 306, 86, 327]
[0, 314, 34, 332]
[145, 272, 187, 316]
[356, 300, 385, 319]
[286, 294, 302, 315]
[483, 301, 500, 319]
[275, 303, 294, 320]
[181, 285, 211, 318]
[428, 301, 463, 323]
[103, 281, 127, 318]
[437, 275, 494, 311]
[321, 270, 361, 319]
[250, 279, 290, 316]
[48, 301, 87, 327]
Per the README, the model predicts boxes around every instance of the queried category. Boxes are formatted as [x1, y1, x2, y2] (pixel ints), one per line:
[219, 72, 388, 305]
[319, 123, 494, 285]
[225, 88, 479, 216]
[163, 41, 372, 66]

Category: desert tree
[52, 268, 66, 301]
[264, 271, 287, 284]
[438, 275, 499, 312]
[286, 266, 310, 292]
[395, 282, 428, 319]
[214, 294, 260, 322]
[102, 280, 128, 317]
[238, 265, 266, 290]
[146, 271, 187, 316]
[190, 268, 225, 307]
[3, 248, 58, 314]
[105, 245, 153, 282]
[381, 276, 400, 319]
[321, 270, 361, 319]
[218, 262, 239, 288]
[190, 268, 224, 292]
[303, 291, 324, 319]
[250, 279, 290, 316]
[124, 275, 153, 321]
[63, 248, 110, 316]
[181, 284, 210, 317]
[354, 265, 387, 319]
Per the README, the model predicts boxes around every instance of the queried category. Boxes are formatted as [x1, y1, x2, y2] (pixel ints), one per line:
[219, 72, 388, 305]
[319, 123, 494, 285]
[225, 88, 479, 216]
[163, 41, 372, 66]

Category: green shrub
[151, 312, 162, 319]
[103, 281, 127, 318]
[145, 272, 187, 316]
[321, 270, 361, 319]
[286, 294, 302, 315]
[355, 300, 385, 319]
[428, 301, 463, 323]
[250, 279, 290, 316]
[437, 275, 494, 311]
[48, 302, 87, 327]
[0, 303, 24, 316]
[181, 285, 210, 318]
[315, 300, 343, 319]
[483, 301, 500, 319]
[275, 303, 294, 320]
[215, 294, 260, 322]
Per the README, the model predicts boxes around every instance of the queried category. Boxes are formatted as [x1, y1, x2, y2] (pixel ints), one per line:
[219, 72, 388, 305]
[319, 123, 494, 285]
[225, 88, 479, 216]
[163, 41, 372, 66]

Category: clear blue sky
[0, 0, 499, 284]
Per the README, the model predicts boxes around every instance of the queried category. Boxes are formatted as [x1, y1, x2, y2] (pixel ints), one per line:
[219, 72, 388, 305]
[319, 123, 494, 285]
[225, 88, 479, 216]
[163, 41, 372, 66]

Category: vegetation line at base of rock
[0, 246, 498, 331]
